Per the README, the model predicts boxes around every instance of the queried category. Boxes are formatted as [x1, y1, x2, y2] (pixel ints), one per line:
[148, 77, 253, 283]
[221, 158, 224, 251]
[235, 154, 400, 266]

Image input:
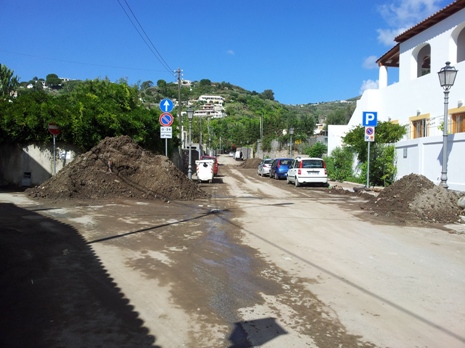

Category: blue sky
[0, 0, 451, 104]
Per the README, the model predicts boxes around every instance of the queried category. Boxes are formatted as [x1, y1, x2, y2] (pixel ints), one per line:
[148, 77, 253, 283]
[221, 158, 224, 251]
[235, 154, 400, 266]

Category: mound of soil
[26, 136, 209, 202]
[241, 158, 262, 169]
[362, 174, 464, 224]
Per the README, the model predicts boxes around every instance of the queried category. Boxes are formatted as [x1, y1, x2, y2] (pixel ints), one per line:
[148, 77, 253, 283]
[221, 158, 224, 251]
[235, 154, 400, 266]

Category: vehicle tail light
[323, 160, 327, 175]
[277, 162, 280, 168]
[298, 169, 301, 175]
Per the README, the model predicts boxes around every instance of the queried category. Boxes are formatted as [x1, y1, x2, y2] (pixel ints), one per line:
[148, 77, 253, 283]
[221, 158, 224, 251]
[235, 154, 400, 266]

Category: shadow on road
[0, 202, 160, 348]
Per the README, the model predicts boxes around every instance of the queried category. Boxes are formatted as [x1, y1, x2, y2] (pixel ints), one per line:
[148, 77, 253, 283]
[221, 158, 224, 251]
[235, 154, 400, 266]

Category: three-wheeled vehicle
[195, 159, 215, 183]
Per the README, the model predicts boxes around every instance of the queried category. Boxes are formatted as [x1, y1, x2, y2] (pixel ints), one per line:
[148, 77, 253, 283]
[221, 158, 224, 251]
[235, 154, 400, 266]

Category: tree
[304, 142, 327, 158]
[325, 146, 354, 182]
[45, 73, 62, 88]
[325, 109, 347, 126]
[199, 79, 211, 87]
[140, 80, 154, 90]
[342, 121, 407, 186]
[261, 89, 275, 101]
[0, 64, 19, 99]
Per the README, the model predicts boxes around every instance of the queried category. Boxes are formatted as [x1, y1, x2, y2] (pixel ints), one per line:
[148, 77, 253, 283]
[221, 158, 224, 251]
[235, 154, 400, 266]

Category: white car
[257, 158, 274, 176]
[287, 157, 328, 187]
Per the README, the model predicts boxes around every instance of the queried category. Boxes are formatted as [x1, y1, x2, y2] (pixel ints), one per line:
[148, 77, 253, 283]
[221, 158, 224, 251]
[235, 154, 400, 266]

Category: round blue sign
[159, 98, 174, 113]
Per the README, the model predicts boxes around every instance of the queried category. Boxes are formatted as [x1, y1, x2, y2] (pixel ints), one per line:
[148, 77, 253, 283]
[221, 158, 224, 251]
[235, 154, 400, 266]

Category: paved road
[1, 156, 464, 347]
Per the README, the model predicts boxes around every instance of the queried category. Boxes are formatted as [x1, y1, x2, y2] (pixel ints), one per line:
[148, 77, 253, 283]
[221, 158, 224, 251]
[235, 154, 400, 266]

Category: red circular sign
[48, 123, 61, 135]
[159, 112, 174, 126]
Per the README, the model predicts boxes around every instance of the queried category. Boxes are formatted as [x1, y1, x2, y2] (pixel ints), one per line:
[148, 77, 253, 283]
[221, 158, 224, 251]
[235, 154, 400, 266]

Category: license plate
[307, 171, 318, 174]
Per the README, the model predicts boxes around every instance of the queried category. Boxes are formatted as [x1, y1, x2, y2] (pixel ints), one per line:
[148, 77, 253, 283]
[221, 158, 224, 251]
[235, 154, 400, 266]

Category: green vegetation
[0, 63, 358, 157]
[325, 121, 407, 186]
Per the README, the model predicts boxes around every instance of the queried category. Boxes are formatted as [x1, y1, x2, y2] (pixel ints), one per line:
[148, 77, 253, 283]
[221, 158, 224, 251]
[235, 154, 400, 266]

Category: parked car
[234, 150, 243, 161]
[200, 155, 218, 176]
[269, 158, 293, 180]
[287, 157, 328, 187]
[257, 158, 274, 177]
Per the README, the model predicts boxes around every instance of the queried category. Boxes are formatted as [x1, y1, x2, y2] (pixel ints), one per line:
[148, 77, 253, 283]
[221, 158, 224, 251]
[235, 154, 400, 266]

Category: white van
[234, 150, 243, 161]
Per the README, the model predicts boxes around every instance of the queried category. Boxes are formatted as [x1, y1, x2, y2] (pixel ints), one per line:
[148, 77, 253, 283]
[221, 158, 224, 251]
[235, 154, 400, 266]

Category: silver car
[257, 158, 274, 177]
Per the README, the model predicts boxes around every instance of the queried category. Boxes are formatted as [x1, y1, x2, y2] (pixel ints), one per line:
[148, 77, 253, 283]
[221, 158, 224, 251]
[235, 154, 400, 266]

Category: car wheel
[295, 177, 300, 187]
[274, 173, 278, 180]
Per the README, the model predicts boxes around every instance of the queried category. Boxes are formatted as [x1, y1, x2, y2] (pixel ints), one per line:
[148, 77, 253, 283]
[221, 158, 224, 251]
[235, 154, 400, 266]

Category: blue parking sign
[363, 112, 378, 127]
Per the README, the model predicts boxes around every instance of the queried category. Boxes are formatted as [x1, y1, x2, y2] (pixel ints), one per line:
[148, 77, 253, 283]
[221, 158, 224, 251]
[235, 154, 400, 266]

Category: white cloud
[376, 0, 443, 45]
[363, 56, 379, 69]
[376, 27, 409, 45]
[359, 79, 379, 95]
[226, 49, 235, 55]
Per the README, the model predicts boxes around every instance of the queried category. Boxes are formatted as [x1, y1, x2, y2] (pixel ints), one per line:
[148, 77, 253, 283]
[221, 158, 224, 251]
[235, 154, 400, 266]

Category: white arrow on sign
[162, 100, 171, 112]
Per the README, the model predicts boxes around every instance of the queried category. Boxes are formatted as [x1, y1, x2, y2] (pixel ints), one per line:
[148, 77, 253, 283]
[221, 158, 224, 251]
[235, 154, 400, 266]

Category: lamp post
[289, 128, 294, 156]
[187, 108, 194, 180]
[437, 61, 458, 189]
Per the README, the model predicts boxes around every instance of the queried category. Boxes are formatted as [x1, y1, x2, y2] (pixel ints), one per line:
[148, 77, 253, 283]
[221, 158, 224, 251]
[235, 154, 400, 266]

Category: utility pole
[175, 68, 183, 147]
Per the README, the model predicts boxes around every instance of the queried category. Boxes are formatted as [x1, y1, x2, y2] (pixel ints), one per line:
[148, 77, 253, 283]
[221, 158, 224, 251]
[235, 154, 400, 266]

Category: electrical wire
[117, 0, 173, 76]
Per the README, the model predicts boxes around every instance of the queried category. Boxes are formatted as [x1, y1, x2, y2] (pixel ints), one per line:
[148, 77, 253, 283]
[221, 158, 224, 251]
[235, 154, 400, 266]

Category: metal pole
[165, 138, 168, 157]
[188, 118, 192, 180]
[366, 141, 370, 188]
[53, 134, 56, 175]
[440, 89, 449, 189]
[199, 116, 203, 156]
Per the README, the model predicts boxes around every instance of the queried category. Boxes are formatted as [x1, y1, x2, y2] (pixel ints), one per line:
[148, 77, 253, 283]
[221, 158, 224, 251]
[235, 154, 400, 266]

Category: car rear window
[280, 159, 292, 165]
[302, 159, 324, 168]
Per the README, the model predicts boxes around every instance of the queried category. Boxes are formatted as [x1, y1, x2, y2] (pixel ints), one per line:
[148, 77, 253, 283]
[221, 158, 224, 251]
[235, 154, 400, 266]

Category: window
[416, 45, 431, 77]
[412, 119, 428, 138]
[410, 114, 430, 139]
[452, 113, 465, 133]
[457, 27, 465, 63]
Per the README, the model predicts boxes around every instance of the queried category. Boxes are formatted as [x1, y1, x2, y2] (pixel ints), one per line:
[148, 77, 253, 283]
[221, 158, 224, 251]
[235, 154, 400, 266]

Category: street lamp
[289, 128, 294, 156]
[187, 108, 194, 180]
[437, 61, 458, 189]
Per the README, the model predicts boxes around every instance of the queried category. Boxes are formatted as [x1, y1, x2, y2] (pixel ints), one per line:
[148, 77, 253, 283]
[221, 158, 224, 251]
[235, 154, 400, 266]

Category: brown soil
[26, 136, 209, 202]
[360, 173, 464, 225]
[241, 158, 262, 169]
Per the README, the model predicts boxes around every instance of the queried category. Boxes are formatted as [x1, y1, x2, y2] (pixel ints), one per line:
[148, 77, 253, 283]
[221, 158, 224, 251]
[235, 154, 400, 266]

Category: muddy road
[1, 155, 464, 347]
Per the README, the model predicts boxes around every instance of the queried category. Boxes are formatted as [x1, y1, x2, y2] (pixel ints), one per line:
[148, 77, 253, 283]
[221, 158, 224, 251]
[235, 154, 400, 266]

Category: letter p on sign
[363, 112, 378, 127]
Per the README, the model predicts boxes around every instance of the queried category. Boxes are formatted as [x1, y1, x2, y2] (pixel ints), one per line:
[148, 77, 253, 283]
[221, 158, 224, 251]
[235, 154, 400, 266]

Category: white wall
[395, 132, 465, 191]
[0, 143, 78, 186]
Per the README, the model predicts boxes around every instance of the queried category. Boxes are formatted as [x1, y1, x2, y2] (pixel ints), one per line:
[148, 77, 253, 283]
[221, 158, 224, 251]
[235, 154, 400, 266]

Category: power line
[117, 0, 173, 76]
[0, 49, 165, 73]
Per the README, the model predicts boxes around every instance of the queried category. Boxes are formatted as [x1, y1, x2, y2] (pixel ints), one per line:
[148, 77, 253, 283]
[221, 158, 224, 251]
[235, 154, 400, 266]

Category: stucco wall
[395, 132, 465, 192]
[0, 142, 79, 187]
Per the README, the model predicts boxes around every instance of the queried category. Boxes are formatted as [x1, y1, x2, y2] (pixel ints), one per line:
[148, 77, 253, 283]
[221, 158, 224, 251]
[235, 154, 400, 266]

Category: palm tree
[0, 64, 19, 98]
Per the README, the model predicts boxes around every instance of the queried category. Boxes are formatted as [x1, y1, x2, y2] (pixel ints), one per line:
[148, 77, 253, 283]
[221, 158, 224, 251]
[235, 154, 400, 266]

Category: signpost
[48, 123, 60, 175]
[159, 104, 174, 156]
[362, 112, 378, 188]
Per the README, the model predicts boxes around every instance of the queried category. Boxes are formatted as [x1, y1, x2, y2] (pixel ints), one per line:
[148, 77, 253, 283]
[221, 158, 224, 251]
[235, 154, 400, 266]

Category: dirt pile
[363, 174, 464, 224]
[26, 136, 209, 201]
[241, 158, 262, 169]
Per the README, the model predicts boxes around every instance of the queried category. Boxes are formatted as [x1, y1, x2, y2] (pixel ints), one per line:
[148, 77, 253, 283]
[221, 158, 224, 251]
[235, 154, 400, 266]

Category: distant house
[194, 95, 227, 118]
[328, 0, 465, 191]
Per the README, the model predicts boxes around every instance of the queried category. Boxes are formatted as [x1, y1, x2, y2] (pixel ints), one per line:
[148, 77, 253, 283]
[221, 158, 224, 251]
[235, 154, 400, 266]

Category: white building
[329, 0, 465, 191]
[194, 95, 227, 118]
